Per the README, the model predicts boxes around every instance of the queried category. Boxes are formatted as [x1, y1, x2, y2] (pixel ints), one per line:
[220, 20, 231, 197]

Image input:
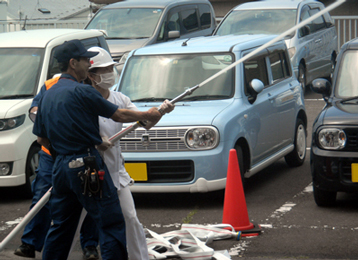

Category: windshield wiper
[105, 37, 149, 40]
[340, 96, 358, 104]
[131, 97, 170, 102]
[181, 95, 229, 101]
[0, 94, 33, 99]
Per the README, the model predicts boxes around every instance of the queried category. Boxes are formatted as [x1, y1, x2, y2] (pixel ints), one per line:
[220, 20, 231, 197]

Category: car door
[267, 46, 298, 151]
[242, 49, 280, 164]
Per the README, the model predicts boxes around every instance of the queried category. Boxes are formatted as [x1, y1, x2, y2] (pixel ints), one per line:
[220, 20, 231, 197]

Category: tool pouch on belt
[78, 156, 102, 197]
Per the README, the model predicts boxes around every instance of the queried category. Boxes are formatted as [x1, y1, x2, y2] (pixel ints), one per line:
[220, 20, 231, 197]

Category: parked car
[0, 29, 109, 197]
[114, 34, 307, 193]
[85, 0, 216, 72]
[213, 0, 338, 93]
[310, 37, 358, 206]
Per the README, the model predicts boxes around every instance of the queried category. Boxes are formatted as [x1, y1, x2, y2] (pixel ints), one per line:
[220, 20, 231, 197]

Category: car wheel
[313, 184, 336, 207]
[20, 146, 40, 198]
[234, 145, 246, 187]
[285, 118, 306, 167]
[298, 63, 306, 93]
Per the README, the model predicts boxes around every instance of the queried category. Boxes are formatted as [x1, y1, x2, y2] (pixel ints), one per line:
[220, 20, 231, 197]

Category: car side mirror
[311, 78, 331, 97]
[168, 30, 180, 39]
[300, 25, 310, 37]
[248, 79, 264, 104]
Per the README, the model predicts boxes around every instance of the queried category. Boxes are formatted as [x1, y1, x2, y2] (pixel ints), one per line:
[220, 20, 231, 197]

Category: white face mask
[94, 71, 116, 89]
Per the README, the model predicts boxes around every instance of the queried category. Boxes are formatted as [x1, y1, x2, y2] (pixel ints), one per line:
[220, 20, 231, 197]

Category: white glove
[158, 99, 175, 115]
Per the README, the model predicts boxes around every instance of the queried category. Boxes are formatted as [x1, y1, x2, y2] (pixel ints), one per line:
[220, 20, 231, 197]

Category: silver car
[85, 0, 216, 72]
[213, 0, 338, 92]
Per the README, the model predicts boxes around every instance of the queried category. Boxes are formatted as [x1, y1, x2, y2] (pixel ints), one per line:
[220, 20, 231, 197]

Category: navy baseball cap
[54, 39, 99, 63]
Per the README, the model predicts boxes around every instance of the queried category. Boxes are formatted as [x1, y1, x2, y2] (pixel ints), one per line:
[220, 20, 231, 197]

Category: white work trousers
[118, 186, 149, 260]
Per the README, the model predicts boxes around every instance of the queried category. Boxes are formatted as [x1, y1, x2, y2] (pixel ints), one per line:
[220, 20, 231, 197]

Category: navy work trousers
[42, 149, 127, 260]
[21, 150, 98, 252]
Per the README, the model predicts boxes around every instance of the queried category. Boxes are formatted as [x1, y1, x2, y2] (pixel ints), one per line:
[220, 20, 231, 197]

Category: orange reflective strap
[45, 76, 60, 90]
[41, 146, 51, 156]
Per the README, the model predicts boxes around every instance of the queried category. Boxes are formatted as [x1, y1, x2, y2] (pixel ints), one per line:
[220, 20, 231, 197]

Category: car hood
[107, 38, 151, 56]
[323, 101, 358, 125]
[0, 99, 31, 118]
[133, 100, 234, 126]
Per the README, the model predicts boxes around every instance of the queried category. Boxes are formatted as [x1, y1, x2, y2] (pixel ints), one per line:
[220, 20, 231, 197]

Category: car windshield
[215, 9, 297, 36]
[119, 54, 235, 101]
[335, 51, 358, 98]
[0, 48, 43, 99]
[86, 8, 163, 39]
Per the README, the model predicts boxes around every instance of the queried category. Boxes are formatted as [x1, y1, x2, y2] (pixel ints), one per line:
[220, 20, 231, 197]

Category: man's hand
[158, 99, 175, 115]
[96, 136, 113, 151]
[144, 107, 162, 130]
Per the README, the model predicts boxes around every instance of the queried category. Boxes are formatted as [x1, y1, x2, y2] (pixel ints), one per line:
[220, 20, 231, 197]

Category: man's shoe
[14, 243, 35, 258]
[83, 246, 99, 260]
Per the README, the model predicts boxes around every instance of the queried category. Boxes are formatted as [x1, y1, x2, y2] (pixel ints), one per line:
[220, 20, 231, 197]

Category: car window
[335, 50, 358, 98]
[199, 4, 212, 29]
[215, 9, 297, 36]
[268, 51, 290, 83]
[244, 56, 268, 96]
[181, 8, 199, 32]
[86, 8, 163, 39]
[119, 53, 234, 101]
[308, 8, 326, 33]
[0, 48, 43, 98]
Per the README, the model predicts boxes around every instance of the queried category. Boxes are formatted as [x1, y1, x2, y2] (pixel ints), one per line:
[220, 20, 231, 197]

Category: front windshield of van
[119, 54, 234, 101]
[86, 8, 163, 39]
[0, 48, 43, 99]
[335, 51, 358, 98]
[215, 9, 297, 36]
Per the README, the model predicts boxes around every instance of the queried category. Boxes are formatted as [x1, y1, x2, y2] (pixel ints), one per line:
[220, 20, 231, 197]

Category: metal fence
[332, 16, 358, 49]
[1, 16, 358, 49]
[0, 20, 88, 33]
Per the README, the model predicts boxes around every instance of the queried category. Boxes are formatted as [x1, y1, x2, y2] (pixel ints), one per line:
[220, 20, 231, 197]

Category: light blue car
[115, 34, 307, 193]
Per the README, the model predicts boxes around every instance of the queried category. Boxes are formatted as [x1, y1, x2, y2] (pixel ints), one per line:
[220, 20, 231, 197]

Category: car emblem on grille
[141, 134, 150, 147]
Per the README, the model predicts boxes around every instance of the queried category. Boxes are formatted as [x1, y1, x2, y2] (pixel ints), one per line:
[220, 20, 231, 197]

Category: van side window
[181, 9, 199, 32]
[244, 56, 268, 96]
[308, 8, 326, 33]
[198, 4, 211, 29]
[269, 51, 290, 83]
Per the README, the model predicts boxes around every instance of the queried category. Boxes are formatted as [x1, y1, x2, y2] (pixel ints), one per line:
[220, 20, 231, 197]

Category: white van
[0, 29, 109, 197]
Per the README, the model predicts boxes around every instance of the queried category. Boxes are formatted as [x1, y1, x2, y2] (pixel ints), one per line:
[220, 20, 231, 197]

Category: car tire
[285, 118, 306, 167]
[19, 146, 40, 198]
[298, 63, 306, 93]
[313, 184, 336, 207]
[235, 145, 246, 187]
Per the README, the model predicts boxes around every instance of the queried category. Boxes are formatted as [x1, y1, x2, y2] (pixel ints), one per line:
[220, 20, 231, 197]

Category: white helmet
[88, 46, 117, 69]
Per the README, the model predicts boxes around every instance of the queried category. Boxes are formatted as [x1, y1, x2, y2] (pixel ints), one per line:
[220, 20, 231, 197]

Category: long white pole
[0, 187, 52, 252]
[109, 0, 346, 143]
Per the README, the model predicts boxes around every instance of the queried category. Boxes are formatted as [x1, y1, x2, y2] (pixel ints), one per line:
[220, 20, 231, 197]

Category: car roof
[232, 0, 318, 10]
[133, 34, 279, 55]
[345, 37, 358, 50]
[104, 0, 211, 9]
[0, 29, 104, 48]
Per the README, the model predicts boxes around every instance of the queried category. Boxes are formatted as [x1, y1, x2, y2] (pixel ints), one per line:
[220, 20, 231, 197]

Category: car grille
[128, 160, 194, 183]
[120, 127, 189, 152]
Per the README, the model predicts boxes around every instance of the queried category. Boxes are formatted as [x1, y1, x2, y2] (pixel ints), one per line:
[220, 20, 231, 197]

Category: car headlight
[119, 52, 129, 65]
[288, 47, 296, 59]
[317, 128, 346, 150]
[0, 115, 25, 131]
[185, 127, 219, 150]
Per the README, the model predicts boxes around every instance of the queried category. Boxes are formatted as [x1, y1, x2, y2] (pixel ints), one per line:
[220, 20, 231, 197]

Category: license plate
[125, 163, 148, 181]
[351, 163, 358, 182]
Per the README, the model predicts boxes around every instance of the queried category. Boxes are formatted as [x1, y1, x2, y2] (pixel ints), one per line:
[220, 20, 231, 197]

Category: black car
[310, 37, 358, 207]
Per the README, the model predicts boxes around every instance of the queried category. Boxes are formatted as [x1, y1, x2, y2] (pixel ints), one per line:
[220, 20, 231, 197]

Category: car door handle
[315, 39, 322, 43]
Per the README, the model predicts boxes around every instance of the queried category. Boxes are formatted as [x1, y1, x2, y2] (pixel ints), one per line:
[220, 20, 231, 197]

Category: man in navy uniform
[32, 39, 173, 260]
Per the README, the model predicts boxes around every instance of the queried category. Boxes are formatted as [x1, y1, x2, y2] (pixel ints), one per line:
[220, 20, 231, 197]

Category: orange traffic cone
[222, 149, 261, 237]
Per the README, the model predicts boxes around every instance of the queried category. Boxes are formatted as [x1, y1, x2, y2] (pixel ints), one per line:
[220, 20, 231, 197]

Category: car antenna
[21, 15, 27, 30]
[182, 38, 191, 46]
